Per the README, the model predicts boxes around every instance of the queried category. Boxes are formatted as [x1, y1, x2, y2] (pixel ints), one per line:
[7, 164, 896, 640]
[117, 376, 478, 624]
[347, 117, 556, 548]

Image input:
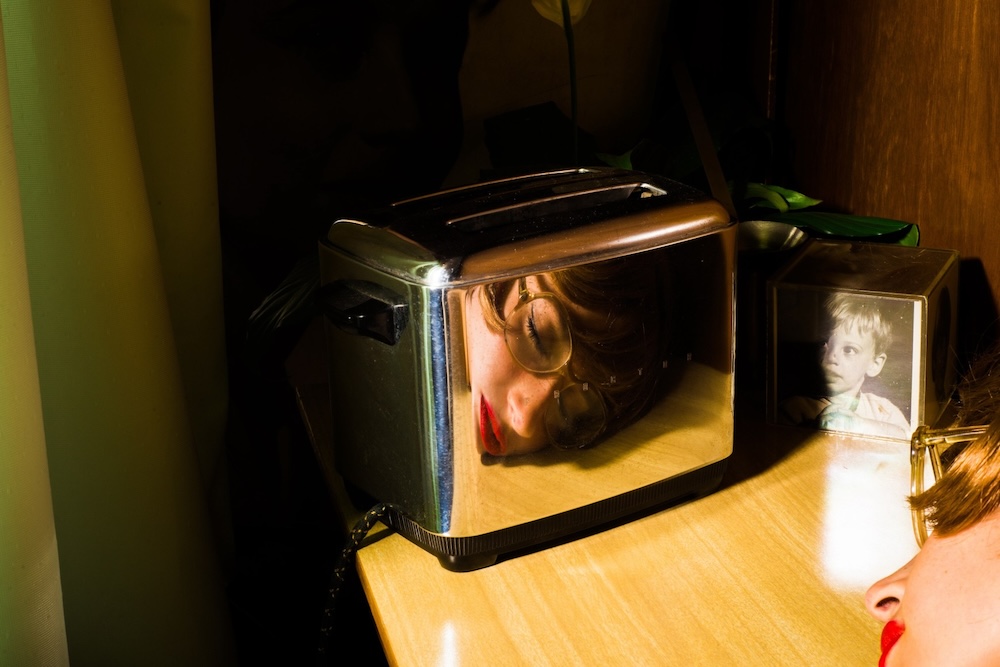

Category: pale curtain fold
[0, 0, 234, 663]
[0, 18, 69, 667]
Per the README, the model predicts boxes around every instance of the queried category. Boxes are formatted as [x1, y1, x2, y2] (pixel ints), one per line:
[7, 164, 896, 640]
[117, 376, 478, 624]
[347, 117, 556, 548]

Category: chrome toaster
[319, 168, 736, 570]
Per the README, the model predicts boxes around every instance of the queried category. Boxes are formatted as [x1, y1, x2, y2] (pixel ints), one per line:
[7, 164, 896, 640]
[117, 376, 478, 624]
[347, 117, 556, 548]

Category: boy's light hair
[825, 292, 893, 356]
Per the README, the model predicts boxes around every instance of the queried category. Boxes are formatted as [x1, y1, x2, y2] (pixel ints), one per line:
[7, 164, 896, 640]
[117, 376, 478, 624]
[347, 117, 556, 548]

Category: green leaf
[769, 211, 919, 244]
[899, 224, 921, 247]
[743, 182, 789, 213]
[596, 150, 633, 171]
[531, 0, 593, 26]
[763, 184, 823, 210]
[742, 182, 824, 213]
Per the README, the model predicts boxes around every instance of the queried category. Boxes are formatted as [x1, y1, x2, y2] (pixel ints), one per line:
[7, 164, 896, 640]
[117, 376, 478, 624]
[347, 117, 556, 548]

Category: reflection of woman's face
[865, 511, 1000, 666]
[465, 275, 578, 458]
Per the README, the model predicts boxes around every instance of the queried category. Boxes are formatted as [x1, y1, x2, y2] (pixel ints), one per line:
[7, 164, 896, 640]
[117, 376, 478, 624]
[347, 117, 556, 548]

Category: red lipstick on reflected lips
[879, 620, 904, 667]
[479, 396, 505, 456]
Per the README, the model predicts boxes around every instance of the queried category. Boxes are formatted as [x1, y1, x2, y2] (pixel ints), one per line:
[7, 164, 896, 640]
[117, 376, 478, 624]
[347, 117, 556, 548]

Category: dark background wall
[780, 0, 1000, 357]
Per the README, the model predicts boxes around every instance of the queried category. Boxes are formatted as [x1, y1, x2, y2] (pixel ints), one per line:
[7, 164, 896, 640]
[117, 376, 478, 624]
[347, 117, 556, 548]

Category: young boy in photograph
[779, 292, 911, 439]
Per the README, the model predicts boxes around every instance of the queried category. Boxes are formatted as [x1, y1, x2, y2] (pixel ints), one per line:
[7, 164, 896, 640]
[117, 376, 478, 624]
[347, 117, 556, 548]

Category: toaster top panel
[324, 168, 733, 286]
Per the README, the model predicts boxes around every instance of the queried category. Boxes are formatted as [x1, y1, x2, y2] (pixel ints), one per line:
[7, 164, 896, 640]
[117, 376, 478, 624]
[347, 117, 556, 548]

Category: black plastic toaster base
[381, 460, 728, 572]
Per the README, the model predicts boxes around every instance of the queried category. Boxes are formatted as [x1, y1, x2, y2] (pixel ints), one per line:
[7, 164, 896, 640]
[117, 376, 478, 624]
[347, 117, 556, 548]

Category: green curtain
[0, 0, 234, 663]
[0, 17, 68, 666]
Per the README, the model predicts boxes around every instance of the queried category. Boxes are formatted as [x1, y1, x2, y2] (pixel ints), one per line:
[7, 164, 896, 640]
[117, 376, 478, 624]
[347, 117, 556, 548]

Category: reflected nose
[507, 373, 560, 438]
[865, 559, 912, 622]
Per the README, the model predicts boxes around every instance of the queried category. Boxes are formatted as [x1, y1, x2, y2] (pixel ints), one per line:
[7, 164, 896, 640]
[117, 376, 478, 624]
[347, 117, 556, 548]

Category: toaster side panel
[319, 249, 451, 530]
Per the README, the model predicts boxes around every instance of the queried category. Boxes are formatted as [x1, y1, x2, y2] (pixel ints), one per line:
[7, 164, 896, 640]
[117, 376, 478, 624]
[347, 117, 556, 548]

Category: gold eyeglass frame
[910, 424, 989, 546]
[503, 277, 608, 450]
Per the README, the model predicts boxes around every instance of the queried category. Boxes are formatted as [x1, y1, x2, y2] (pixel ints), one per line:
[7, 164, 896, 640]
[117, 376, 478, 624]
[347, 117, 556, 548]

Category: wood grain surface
[355, 422, 917, 666]
[781, 1, 1000, 352]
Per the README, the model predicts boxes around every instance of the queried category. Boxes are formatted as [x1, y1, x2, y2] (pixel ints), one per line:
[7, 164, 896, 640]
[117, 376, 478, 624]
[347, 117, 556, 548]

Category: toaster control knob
[319, 279, 409, 346]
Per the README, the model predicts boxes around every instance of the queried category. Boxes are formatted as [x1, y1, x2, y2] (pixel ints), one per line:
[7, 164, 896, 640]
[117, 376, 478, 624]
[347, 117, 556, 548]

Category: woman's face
[865, 511, 1000, 666]
[464, 275, 581, 458]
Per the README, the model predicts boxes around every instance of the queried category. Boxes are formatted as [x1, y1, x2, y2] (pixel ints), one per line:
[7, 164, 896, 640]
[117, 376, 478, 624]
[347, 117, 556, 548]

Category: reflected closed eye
[526, 305, 545, 352]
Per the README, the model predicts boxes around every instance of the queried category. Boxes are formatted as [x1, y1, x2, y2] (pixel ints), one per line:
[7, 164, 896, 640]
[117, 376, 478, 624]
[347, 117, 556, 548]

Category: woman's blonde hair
[911, 342, 1000, 535]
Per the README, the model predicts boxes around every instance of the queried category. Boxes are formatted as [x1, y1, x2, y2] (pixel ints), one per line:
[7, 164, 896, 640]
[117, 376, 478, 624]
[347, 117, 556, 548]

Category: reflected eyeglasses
[503, 278, 607, 450]
[910, 424, 988, 546]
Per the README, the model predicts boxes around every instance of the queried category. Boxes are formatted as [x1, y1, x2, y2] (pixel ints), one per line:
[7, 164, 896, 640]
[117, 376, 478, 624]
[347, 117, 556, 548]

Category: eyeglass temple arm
[912, 424, 989, 448]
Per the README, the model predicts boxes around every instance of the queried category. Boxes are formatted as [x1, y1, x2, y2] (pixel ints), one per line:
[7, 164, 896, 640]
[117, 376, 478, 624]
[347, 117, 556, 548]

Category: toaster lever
[319, 279, 409, 346]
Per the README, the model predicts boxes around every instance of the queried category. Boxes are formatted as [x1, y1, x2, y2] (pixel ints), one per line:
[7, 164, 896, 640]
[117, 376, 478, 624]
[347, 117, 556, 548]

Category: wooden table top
[292, 350, 916, 667]
[357, 422, 914, 667]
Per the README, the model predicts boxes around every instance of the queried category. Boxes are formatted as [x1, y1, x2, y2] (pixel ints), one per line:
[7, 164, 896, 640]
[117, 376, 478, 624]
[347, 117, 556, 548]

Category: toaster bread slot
[446, 183, 664, 232]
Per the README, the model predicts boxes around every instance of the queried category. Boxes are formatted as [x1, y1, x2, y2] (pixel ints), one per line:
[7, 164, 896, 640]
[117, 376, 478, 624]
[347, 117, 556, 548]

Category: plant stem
[560, 0, 578, 165]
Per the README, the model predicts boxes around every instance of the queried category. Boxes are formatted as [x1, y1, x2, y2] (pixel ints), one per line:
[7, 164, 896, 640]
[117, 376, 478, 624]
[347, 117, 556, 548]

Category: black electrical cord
[316, 501, 397, 663]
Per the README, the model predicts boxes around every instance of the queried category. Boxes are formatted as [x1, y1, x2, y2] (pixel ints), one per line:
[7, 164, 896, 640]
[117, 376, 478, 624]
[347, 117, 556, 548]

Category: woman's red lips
[879, 620, 904, 667]
[479, 397, 505, 456]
